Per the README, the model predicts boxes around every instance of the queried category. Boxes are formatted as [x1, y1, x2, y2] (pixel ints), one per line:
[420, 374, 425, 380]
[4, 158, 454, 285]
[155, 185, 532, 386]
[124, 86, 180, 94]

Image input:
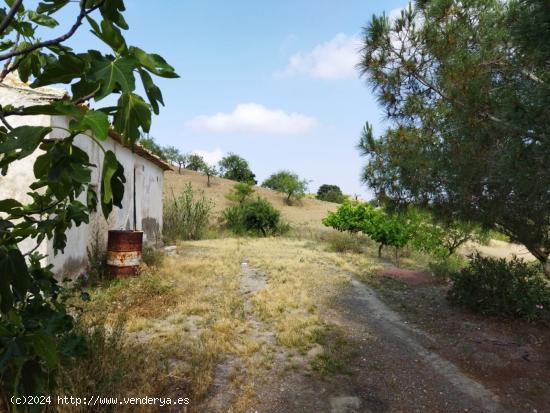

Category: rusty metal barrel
[106, 230, 143, 278]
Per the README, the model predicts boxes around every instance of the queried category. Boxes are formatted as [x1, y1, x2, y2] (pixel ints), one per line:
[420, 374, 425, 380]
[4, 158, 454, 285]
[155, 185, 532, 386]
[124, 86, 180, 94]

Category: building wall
[0, 114, 165, 277]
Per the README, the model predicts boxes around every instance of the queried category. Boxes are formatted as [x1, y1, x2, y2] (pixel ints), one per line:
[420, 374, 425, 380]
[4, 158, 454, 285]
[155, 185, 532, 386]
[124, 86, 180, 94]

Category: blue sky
[65, 0, 407, 198]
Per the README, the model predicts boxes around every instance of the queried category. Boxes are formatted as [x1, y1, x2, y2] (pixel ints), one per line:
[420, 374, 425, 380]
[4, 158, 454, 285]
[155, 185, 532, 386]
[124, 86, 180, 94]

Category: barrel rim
[107, 230, 144, 234]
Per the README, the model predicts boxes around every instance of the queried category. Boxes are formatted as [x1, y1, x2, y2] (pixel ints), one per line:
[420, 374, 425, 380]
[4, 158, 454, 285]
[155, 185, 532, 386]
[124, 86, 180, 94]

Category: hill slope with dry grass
[163, 168, 338, 229]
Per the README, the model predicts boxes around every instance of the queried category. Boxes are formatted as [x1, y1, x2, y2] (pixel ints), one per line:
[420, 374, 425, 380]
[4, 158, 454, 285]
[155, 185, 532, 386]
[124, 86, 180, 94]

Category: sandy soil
[462, 240, 536, 261]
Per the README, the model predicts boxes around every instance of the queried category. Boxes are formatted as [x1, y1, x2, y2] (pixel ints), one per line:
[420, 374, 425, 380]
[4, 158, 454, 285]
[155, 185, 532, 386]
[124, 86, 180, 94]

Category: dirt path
[211, 256, 506, 412]
[333, 278, 504, 412]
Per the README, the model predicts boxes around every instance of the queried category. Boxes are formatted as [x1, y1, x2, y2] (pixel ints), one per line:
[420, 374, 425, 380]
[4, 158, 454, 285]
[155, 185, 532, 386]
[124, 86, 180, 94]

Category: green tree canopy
[322, 200, 415, 260]
[218, 153, 257, 184]
[358, 0, 550, 276]
[201, 164, 218, 187]
[317, 184, 345, 203]
[186, 153, 207, 171]
[163, 145, 180, 168]
[262, 170, 308, 204]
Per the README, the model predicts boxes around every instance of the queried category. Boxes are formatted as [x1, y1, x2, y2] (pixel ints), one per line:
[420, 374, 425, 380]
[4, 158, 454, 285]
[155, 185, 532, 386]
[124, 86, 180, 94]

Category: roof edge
[108, 130, 172, 171]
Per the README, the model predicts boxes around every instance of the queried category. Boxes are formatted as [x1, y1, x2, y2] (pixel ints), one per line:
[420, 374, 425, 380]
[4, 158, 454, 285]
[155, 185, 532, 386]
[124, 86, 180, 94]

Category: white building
[0, 77, 170, 276]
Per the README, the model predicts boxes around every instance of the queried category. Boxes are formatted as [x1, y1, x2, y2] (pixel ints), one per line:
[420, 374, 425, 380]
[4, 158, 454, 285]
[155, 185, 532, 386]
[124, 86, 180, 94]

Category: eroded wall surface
[0, 114, 165, 277]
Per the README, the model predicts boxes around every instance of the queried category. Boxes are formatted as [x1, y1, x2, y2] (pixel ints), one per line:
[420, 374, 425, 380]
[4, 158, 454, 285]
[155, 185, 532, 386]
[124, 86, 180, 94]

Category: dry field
[163, 168, 338, 230]
[62, 234, 550, 412]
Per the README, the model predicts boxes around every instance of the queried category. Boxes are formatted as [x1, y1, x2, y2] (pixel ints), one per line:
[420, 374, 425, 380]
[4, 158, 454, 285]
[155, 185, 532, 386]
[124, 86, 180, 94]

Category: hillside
[163, 168, 338, 229]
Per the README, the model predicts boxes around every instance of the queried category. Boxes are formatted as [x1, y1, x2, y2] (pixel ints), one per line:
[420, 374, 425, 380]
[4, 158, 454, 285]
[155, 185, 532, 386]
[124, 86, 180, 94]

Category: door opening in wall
[133, 166, 137, 230]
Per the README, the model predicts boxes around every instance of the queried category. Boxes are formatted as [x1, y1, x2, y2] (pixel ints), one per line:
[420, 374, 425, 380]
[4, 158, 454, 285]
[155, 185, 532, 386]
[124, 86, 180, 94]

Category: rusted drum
[106, 230, 143, 278]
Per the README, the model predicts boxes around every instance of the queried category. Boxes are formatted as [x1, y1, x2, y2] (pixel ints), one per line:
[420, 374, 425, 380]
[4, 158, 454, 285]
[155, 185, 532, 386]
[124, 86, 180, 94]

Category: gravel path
[329, 278, 506, 413]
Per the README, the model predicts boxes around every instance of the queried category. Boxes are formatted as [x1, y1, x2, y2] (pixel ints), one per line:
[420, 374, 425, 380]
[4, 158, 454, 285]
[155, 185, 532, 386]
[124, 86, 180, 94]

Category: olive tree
[186, 153, 207, 171]
[218, 153, 256, 184]
[262, 170, 308, 204]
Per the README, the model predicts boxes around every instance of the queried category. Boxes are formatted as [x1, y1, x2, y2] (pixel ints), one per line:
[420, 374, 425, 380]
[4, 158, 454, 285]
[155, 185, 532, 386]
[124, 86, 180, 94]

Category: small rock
[163, 245, 177, 256]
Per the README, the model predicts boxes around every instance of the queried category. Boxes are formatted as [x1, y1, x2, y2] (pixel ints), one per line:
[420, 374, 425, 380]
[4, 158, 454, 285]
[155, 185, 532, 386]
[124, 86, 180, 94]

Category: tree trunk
[378, 243, 383, 258]
[178, 164, 181, 174]
[207, 175, 211, 187]
[544, 258, 550, 279]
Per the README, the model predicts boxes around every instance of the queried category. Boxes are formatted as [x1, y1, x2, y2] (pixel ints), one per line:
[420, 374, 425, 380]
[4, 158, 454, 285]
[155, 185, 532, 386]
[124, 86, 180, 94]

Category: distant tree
[163, 146, 180, 170]
[139, 135, 166, 160]
[225, 182, 255, 205]
[262, 170, 308, 204]
[175, 153, 188, 174]
[317, 184, 345, 203]
[201, 164, 218, 187]
[218, 153, 257, 184]
[358, 0, 550, 277]
[187, 153, 207, 171]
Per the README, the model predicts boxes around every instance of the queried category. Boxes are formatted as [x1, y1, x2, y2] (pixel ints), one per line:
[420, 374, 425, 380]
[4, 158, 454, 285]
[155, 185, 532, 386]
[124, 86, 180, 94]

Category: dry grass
[62, 236, 361, 411]
[164, 168, 338, 230]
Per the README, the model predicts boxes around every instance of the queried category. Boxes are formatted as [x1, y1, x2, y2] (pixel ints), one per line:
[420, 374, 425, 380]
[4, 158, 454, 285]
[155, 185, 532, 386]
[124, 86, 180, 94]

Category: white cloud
[192, 148, 224, 166]
[186, 103, 318, 135]
[279, 33, 361, 80]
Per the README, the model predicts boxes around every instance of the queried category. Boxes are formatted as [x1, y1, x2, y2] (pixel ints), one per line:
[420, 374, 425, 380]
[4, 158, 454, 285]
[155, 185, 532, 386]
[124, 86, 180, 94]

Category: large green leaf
[0, 249, 30, 311]
[0, 126, 51, 172]
[99, 0, 128, 30]
[69, 109, 109, 140]
[37, 0, 70, 15]
[0, 199, 22, 214]
[88, 54, 136, 100]
[87, 16, 127, 54]
[100, 150, 125, 218]
[112, 92, 150, 142]
[130, 46, 179, 78]
[138, 68, 163, 114]
[30, 333, 58, 369]
[27, 10, 59, 27]
[70, 79, 100, 101]
[32, 53, 88, 87]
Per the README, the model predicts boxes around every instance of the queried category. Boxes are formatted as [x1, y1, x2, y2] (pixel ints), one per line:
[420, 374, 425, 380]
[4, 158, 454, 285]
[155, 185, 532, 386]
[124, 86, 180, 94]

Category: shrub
[222, 204, 247, 235]
[55, 316, 169, 412]
[325, 232, 365, 254]
[223, 197, 286, 236]
[163, 184, 213, 242]
[428, 255, 465, 281]
[448, 254, 550, 321]
[141, 246, 164, 268]
[225, 182, 255, 205]
[317, 184, 345, 203]
[84, 228, 107, 286]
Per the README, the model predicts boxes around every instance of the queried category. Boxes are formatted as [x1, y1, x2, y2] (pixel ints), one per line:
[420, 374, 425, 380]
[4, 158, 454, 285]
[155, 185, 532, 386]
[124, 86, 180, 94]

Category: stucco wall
[0, 114, 165, 277]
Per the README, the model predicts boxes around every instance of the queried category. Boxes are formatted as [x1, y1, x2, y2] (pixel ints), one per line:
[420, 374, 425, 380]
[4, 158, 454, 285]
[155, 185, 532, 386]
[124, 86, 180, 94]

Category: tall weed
[163, 184, 213, 242]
